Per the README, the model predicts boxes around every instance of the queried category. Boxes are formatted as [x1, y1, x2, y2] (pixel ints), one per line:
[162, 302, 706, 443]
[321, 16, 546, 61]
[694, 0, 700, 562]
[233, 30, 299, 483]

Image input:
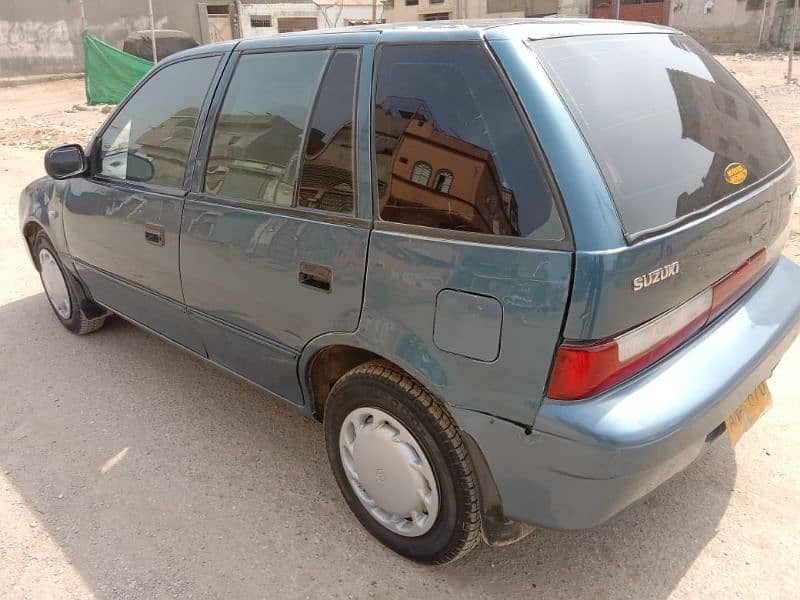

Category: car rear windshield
[534, 34, 792, 237]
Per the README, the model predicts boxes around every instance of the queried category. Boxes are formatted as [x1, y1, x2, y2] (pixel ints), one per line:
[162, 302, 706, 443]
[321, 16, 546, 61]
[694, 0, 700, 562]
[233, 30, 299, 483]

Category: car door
[180, 44, 370, 404]
[63, 52, 225, 353]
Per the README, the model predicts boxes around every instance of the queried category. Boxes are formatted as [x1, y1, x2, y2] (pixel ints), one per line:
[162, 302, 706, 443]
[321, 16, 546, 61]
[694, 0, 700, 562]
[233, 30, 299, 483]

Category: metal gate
[591, 0, 667, 25]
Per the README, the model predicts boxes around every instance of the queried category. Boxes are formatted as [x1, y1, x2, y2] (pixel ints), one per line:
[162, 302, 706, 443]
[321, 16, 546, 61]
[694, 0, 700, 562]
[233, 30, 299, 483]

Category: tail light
[547, 248, 768, 401]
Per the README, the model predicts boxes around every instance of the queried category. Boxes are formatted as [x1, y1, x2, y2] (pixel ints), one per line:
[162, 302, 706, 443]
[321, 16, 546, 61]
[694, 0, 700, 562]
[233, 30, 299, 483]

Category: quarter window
[204, 51, 328, 206]
[99, 56, 219, 188]
[373, 44, 564, 240]
[297, 49, 359, 214]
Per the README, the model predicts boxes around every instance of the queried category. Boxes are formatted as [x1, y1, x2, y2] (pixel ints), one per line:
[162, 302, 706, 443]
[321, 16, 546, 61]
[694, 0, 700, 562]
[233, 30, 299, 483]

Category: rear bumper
[454, 256, 800, 530]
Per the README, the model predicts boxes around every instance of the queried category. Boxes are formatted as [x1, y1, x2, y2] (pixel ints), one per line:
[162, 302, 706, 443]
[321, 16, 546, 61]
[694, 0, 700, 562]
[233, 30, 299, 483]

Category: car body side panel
[180, 201, 370, 375]
[347, 229, 572, 425]
[19, 177, 71, 267]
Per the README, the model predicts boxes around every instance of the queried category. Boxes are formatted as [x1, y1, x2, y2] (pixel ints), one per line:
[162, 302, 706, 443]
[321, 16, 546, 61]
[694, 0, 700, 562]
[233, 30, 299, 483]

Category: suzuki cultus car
[20, 20, 800, 563]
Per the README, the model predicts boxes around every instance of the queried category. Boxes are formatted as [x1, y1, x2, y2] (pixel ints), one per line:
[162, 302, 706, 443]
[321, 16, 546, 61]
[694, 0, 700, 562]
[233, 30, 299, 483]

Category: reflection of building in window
[432, 170, 452, 193]
[375, 102, 520, 236]
[204, 112, 303, 207]
[411, 161, 432, 185]
[126, 107, 201, 187]
[667, 67, 769, 217]
[297, 122, 354, 213]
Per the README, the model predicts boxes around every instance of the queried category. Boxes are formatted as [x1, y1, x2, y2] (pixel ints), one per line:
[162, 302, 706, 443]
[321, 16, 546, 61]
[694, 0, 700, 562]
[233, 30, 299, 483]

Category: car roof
[166, 17, 675, 61]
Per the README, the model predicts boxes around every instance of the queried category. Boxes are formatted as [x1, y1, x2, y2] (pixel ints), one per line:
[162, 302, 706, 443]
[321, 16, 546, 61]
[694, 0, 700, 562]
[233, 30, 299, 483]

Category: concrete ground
[1, 57, 800, 599]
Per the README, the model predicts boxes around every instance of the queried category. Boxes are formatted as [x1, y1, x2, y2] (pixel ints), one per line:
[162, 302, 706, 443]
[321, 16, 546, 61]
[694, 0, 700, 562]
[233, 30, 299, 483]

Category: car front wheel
[34, 231, 107, 335]
[324, 360, 481, 564]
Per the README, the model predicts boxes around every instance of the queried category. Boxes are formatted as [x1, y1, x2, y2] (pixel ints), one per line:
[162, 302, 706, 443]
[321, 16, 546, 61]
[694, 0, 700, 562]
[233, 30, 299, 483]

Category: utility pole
[789, 0, 799, 84]
[147, 0, 158, 63]
[372, 0, 377, 24]
[78, 0, 87, 32]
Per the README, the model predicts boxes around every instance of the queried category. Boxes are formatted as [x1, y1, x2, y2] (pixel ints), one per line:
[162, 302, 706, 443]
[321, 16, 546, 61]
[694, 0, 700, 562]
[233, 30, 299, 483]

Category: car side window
[99, 56, 220, 189]
[297, 49, 359, 214]
[204, 51, 329, 207]
[373, 44, 564, 241]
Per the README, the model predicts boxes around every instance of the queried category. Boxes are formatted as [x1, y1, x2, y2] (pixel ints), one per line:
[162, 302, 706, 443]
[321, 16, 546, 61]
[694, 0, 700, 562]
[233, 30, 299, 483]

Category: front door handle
[298, 262, 332, 292]
[145, 222, 165, 246]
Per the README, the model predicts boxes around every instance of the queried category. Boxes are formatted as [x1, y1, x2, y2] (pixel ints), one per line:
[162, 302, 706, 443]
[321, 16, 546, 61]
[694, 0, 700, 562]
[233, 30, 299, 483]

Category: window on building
[250, 15, 272, 28]
[99, 57, 220, 188]
[433, 170, 453, 193]
[206, 5, 229, 15]
[422, 12, 450, 19]
[405, 0, 419, 6]
[486, 0, 525, 12]
[487, 0, 557, 13]
[383, 0, 395, 8]
[297, 50, 359, 214]
[745, 0, 764, 9]
[411, 162, 432, 185]
[430, 0, 445, 4]
[372, 44, 564, 240]
[204, 51, 328, 206]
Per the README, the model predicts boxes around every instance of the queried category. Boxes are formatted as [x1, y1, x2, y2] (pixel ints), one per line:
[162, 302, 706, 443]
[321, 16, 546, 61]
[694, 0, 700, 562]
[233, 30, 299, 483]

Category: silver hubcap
[339, 407, 439, 537]
[39, 248, 71, 319]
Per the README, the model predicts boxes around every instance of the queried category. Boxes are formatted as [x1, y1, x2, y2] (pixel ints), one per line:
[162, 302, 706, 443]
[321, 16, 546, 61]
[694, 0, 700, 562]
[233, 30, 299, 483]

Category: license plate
[725, 381, 772, 447]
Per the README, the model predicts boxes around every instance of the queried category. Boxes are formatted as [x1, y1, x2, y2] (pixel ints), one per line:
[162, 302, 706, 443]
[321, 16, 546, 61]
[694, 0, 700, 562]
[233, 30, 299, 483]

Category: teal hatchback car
[20, 19, 800, 563]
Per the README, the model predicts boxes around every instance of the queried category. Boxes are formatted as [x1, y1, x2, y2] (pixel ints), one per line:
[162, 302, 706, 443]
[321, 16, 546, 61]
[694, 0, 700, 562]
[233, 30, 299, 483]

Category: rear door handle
[145, 222, 165, 246]
[298, 262, 332, 292]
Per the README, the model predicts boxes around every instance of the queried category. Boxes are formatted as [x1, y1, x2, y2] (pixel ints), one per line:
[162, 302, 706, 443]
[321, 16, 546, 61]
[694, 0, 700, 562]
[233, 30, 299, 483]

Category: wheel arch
[19, 177, 72, 271]
[303, 337, 529, 547]
[22, 219, 45, 266]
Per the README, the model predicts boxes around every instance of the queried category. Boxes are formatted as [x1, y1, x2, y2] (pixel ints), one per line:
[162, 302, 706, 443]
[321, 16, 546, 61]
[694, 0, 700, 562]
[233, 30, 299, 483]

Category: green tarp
[84, 34, 153, 105]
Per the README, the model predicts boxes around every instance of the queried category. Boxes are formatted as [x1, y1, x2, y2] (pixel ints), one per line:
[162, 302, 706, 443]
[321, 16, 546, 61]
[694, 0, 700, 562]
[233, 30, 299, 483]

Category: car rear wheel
[34, 232, 107, 335]
[324, 360, 481, 564]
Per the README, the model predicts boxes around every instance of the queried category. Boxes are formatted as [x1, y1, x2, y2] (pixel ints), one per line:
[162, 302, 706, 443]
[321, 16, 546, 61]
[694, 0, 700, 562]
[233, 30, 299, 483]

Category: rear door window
[534, 34, 791, 237]
[372, 44, 564, 241]
[297, 49, 359, 215]
[204, 51, 329, 207]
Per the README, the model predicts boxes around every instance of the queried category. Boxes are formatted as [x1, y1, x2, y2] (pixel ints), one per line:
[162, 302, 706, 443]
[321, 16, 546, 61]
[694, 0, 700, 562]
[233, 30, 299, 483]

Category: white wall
[669, 0, 775, 50]
[240, 2, 378, 38]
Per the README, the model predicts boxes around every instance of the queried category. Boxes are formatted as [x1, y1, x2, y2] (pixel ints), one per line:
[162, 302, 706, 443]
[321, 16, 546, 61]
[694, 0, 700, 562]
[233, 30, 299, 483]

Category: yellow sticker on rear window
[725, 163, 748, 185]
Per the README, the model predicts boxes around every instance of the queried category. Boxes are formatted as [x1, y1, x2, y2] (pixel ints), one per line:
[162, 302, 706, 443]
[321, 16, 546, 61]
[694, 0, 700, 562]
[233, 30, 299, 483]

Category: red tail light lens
[547, 249, 768, 401]
[709, 248, 766, 321]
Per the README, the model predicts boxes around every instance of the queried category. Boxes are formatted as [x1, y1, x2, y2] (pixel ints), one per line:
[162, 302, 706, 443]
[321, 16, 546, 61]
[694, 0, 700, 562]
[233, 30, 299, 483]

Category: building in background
[0, 0, 796, 79]
[381, 0, 789, 52]
[238, 1, 378, 37]
[589, 0, 780, 51]
[381, 0, 584, 23]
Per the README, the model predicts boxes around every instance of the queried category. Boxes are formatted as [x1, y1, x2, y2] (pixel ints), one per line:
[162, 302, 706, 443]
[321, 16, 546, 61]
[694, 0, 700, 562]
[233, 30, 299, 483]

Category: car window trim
[193, 44, 373, 226]
[186, 194, 370, 228]
[294, 47, 362, 217]
[369, 40, 575, 252]
[88, 51, 229, 196]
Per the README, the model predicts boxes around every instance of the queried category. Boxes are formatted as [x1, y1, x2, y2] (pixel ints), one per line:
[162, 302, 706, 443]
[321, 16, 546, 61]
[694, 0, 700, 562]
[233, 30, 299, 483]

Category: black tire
[324, 360, 481, 564]
[33, 231, 108, 335]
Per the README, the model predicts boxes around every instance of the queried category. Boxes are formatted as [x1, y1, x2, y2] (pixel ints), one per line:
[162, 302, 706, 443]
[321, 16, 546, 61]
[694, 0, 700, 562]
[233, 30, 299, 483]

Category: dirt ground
[1, 55, 799, 599]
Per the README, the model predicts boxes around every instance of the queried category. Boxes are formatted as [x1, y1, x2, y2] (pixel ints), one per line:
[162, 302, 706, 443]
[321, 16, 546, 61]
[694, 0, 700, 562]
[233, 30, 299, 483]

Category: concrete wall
[0, 0, 209, 78]
[669, 0, 776, 50]
[239, 2, 376, 37]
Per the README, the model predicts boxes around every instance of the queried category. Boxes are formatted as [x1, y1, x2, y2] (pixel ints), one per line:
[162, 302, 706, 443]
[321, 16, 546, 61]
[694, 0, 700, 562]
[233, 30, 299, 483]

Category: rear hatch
[533, 33, 796, 400]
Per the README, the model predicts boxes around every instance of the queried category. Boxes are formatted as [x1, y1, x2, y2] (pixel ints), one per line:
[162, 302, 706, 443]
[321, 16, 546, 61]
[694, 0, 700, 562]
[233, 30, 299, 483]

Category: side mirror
[126, 153, 155, 183]
[44, 144, 88, 179]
